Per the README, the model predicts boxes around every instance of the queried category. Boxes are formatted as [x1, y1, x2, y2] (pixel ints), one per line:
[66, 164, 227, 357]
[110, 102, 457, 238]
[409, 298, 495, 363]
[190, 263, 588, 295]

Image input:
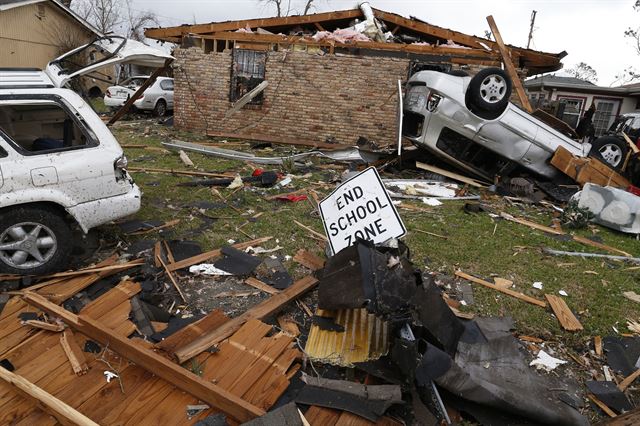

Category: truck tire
[465, 67, 512, 120]
[589, 136, 628, 171]
[0, 205, 72, 275]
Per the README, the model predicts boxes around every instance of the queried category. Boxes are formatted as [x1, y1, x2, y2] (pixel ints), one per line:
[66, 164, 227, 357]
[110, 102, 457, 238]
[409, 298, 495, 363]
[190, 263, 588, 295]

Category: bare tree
[612, 0, 640, 85]
[625, 0, 640, 56]
[72, 0, 157, 39]
[259, 0, 322, 17]
[565, 62, 598, 84]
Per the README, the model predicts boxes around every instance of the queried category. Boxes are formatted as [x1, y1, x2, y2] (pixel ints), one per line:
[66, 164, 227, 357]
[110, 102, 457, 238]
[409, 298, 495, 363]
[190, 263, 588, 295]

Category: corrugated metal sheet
[305, 308, 389, 367]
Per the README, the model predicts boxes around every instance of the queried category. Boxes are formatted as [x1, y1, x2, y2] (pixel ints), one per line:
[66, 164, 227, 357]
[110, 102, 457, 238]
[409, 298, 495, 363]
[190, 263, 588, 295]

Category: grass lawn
[112, 118, 640, 421]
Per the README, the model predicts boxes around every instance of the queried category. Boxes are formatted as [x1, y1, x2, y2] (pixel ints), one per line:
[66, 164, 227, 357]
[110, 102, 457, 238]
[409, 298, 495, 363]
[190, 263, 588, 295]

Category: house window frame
[592, 96, 622, 137]
[229, 49, 267, 106]
[556, 95, 586, 129]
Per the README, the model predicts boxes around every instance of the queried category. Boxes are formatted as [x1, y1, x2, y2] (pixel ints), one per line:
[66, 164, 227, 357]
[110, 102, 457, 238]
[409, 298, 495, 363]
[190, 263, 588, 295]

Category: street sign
[319, 167, 406, 254]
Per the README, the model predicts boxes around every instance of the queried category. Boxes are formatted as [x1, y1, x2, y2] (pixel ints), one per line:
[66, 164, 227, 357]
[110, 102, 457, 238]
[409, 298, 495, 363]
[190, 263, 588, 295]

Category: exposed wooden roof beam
[203, 31, 500, 59]
[145, 9, 364, 40]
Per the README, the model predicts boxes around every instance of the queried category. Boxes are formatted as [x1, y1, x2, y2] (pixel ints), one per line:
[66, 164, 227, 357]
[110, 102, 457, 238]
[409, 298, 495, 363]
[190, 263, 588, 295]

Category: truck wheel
[0, 206, 71, 275]
[465, 67, 512, 120]
[153, 100, 167, 117]
[589, 136, 628, 171]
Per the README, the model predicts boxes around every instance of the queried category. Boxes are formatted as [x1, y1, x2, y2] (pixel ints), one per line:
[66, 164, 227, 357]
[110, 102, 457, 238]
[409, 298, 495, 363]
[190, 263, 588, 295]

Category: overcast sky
[130, 0, 639, 86]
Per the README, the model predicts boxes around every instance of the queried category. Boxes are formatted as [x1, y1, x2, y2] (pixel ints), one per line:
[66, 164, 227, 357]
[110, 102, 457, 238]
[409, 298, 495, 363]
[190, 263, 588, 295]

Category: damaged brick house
[145, 6, 565, 148]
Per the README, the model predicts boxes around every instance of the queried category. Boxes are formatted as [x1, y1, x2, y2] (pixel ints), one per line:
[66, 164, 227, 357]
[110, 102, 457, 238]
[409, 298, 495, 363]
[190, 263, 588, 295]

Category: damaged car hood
[45, 36, 173, 88]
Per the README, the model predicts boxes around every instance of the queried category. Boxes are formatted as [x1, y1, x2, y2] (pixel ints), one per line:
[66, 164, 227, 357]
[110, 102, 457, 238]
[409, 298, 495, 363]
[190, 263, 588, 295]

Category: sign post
[319, 167, 406, 254]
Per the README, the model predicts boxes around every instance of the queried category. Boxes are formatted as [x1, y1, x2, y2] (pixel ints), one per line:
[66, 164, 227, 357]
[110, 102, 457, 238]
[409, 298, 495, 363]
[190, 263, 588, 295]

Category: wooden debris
[623, 291, 640, 304]
[449, 306, 475, 320]
[178, 150, 194, 167]
[153, 241, 162, 268]
[588, 393, 617, 418]
[128, 166, 234, 178]
[293, 249, 326, 271]
[226, 81, 269, 117]
[551, 146, 631, 189]
[214, 291, 260, 298]
[163, 240, 176, 264]
[455, 271, 546, 308]
[129, 219, 180, 236]
[174, 275, 318, 363]
[245, 277, 280, 295]
[518, 335, 544, 343]
[293, 220, 328, 241]
[23, 292, 265, 423]
[39, 258, 144, 280]
[297, 300, 313, 317]
[501, 212, 632, 257]
[23, 319, 64, 332]
[545, 294, 583, 331]
[486, 15, 532, 112]
[277, 315, 301, 337]
[416, 161, 488, 187]
[158, 256, 187, 302]
[493, 277, 514, 289]
[59, 329, 89, 375]
[0, 365, 100, 426]
[595, 336, 603, 356]
[623, 132, 640, 154]
[413, 229, 448, 240]
[619, 368, 640, 391]
[151, 321, 169, 333]
[166, 237, 272, 272]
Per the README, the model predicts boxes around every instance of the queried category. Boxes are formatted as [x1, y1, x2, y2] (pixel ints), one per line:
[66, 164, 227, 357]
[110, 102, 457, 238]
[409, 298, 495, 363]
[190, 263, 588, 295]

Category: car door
[162, 79, 175, 109]
[474, 106, 537, 162]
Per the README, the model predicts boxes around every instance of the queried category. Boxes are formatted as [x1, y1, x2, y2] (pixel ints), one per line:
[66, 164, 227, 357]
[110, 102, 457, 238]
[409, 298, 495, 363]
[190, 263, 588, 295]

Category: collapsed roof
[145, 7, 566, 76]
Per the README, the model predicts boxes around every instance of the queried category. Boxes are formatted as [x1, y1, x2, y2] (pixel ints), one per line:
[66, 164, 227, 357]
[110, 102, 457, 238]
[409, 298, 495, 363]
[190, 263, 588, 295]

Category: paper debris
[559, 290, 568, 297]
[245, 245, 283, 254]
[529, 350, 567, 372]
[422, 197, 443, 206]
[624, 291, 640, 303]
[189, 264, 232, 276]
[227, 175, 244, 189]
[533, 282, 543, 290]
[104, 371, 119, 383]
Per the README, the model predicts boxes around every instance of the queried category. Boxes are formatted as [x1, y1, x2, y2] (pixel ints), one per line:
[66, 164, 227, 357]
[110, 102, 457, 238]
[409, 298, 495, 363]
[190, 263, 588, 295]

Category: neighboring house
[525, 75, 640, 136]
[145, 7, 564, 148]
[0, 0, 105, 95]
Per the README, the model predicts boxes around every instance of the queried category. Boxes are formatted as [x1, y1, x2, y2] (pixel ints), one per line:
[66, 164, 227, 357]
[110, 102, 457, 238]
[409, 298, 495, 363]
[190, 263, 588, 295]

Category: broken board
[550, 146, 631, 189]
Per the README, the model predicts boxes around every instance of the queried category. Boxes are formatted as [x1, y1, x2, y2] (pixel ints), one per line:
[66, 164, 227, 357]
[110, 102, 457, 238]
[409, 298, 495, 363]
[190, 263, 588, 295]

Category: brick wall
[173, 48, 411, 147]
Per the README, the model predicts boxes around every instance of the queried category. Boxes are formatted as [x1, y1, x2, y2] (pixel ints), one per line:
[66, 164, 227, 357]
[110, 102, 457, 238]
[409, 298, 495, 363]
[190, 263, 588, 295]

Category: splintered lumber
[0, 365, 100, 426]
[544, 294, 583, 331]
[23, 319, 64, 332]
[550, 146, 631, 189]
[415, 161, 488, 187]
[129, 219, 180, 236]
[179, 150, 194, 167]
[39, 259, 145, 280]
[59, 329, 88, 375]
[486, 15, 533, 112]
[226, 80, 269, 117]
[158, 256, 187, 302]
[245, 277, 280, 295]
[128, 166, 234, 178]
[595, 336, 603, 356]
[22, 292, 264, 422]
[166, 237, 273, 272]
[455, 271, 546, 307]
[618, 368, 640, 391]
[175, 275, 318, 363]
[293, 249, 326, 271]
[623, 132, 640, 155]
[588, 393, 617, 418]
[500, 212, 632, 257]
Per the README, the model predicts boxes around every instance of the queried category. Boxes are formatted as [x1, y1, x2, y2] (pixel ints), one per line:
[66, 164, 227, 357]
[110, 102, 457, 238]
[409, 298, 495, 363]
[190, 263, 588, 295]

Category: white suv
[0, 36, 172, 275]
[402, 68, 597, 180]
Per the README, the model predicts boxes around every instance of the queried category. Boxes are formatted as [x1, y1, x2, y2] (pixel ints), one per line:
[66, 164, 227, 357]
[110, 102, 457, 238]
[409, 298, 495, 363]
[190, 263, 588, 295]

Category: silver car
[402, 68, 603, 180]
[104, 76, 174, 116]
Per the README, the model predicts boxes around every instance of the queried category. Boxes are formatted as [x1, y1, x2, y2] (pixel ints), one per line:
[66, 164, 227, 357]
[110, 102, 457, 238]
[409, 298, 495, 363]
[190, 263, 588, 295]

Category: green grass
[113, 121, 640, 344]
[111, 119, 640, 421]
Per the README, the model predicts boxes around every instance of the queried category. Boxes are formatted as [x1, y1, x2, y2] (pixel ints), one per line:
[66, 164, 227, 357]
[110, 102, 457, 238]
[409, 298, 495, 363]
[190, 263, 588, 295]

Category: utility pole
[526, 10, 537, 49]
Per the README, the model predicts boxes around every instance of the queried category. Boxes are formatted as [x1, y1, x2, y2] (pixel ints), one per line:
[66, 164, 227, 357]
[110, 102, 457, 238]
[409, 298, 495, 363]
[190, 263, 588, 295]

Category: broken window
[230, 49, 266, 105]
[0, 99, 97, 155]
[557, 98, 583, 128]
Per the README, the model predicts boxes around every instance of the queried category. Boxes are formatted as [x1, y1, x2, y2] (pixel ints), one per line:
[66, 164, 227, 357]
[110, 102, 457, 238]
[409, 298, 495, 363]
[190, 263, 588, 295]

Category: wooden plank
[245, 277, 280, 295]
[22, 292, 264, 423]
[166, 237, 272, 272]
[588, 393, 617, 418]
[59, 330, 88, 376]
[0, 366, 99, 426]
[486, 15, 532, 112]
[128, 166, 234, 178]
[80, 281, 141, 319]
[544, 294, 583, 331]
[416, 161, 488, 187]
[175, 275, 319, 363]
[158, 256, 187, 302]
[293, 249, 326, 271]
[500, 211, 632, 257]
[107, 59, 173, 126]
[551, 146, 631, 189]
[455, 271, 546, 308]
[155, 309, 229, 354]
[595, 336, 603, 356]
[623, 132, 640, 155]
[206, 130, 352, 151]
[618, 368, 640, 391]
[22, 320, 64, 332]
